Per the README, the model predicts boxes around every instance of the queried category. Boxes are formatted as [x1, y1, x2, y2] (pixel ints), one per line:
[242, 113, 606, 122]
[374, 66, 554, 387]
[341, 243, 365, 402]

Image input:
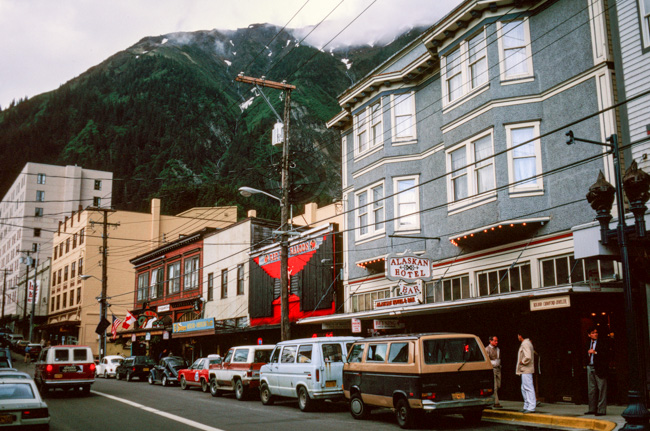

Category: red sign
[374, 295, 419, 309]
[254, 236, 325, 279]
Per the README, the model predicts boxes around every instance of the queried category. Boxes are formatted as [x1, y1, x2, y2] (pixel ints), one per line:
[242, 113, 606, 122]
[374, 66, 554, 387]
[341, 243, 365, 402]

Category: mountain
[0, 24, 423, 219]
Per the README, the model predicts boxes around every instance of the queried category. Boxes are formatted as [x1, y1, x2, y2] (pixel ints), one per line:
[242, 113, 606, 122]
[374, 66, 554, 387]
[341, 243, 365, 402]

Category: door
[321, 342, 347, 393]
[264, 346, 281, 392]
[278, 345, 297, 397]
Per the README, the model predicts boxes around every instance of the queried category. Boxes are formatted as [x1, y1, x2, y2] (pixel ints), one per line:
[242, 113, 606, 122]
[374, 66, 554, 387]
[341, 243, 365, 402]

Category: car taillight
[247, 368, 253, 378]
[46, 365, 53, 373]
[132, 367, 136, 371]
[480, 388, 493, 396]
[422, 392, 436, 400]
[23, 408, 49, 419]
[90, 363, 96, 372]
[315, 369, 319, 382]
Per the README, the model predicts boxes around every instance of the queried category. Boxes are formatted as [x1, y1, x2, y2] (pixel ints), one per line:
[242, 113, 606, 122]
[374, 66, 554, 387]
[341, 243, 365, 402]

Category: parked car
[177, 356, 214, 392]
[6, 334, 24, 351]
[26, 343, 42, 361]
[259, 336, 360, 412]
[147, 356, 186, 387]
[0, 378, 50, 429]
[344, 333, 494, 429]
[209, 345, 273, 400]
[34, 345, 95, 395]
[0, 347, 12, 369]
[96, 355, 124, 378]
[116, 356, 156, 382]
[0, 369, 31, 379]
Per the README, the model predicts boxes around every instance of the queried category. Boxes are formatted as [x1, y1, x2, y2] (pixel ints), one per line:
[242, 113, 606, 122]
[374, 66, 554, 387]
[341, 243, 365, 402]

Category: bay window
[441, 29, 488, 105]
[137, 272, 149, 302]
[354, 100, 383, 156]
[183, 256, 199, 290]
[446, 130, 495, 207]
[392, 92, 416, 141]
[498, 18, 533, 81]
[355, 182, 385, 239]
[506, 122, 543, 195]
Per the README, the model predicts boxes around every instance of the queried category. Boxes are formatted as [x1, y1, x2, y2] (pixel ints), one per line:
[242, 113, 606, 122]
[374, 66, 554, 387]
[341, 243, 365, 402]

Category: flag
[111, 315, 123, 340]
[122, 310, 136, 330]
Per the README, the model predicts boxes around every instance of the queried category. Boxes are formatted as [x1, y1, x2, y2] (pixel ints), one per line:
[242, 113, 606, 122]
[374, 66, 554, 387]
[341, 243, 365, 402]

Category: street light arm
[238, 187, 283, 206]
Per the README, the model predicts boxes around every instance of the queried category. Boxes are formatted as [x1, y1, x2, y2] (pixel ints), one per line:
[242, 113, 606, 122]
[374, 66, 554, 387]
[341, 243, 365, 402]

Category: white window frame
[497, 18, 534, 82]
[445, 129, 496, 212]
[393, 175, 420, 232]
[353, 99, 383, 157]
[354, 180, 385, 240]
[505, 121, 543, 196]
[36, 190, 45, 202]
[391, 92, 417, 143]
[183, 256, 199, 291]
[441, 28, 488, 107]
[640, 0, 650, 48]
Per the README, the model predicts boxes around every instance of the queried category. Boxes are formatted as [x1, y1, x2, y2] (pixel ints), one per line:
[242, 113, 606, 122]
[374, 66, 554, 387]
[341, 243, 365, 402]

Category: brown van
[343, 333, 494, 429]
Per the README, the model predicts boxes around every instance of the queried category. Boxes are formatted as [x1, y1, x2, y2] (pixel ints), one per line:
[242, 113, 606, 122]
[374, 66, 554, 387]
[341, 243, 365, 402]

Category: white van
[259, 336, 360, 412]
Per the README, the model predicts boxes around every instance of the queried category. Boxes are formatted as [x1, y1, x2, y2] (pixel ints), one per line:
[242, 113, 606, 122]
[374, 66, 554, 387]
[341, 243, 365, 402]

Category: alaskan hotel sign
[371, 252, 433, 310]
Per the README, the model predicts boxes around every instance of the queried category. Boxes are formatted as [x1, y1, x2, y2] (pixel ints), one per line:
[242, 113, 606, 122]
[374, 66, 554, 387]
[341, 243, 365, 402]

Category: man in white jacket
[516, 332, 536, 413]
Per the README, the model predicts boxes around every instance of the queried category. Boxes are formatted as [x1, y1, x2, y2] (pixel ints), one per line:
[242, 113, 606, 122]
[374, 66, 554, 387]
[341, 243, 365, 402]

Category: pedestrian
[24, 344, 31, 363]
[516, 331, 536, 413]
[485, 335, 502, 408]
[585, 327, 610, 416]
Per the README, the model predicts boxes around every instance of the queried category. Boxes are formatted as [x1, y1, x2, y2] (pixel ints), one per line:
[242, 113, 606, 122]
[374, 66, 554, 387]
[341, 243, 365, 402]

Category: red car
[178, 355, 221, 392]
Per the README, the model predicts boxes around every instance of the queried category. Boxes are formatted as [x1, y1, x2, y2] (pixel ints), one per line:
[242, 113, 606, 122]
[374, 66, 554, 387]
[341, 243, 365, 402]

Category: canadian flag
[122, 310, 136, 330]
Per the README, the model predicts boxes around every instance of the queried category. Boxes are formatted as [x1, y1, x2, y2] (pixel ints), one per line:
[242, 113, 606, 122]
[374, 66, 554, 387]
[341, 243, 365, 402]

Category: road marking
[92, 390, 226, 431]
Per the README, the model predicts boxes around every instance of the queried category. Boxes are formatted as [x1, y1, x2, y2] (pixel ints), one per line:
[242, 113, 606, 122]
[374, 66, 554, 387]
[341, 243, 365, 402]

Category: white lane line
[91, 390, 225, 431]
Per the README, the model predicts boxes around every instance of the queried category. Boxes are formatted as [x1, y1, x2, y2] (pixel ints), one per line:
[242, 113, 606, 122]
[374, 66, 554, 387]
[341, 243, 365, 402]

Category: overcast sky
[0, 0, 458, 110]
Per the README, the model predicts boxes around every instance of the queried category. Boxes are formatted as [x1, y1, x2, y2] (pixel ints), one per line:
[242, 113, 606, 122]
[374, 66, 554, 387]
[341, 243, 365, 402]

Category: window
[69, 292, 74, 307]
[37, 173, 46, 184]
[366, 343, 388, 362]
[34, 208, 43, 217]
[388, 342, 409, 363]
[447, 131, 495, 205]
[77, 288, 81, 304]
[72, 234, 77, 249]
[425, 275, 470, 303]
[423, 338, 485, 364]
[79, 229, 85, 244]
[237, 264, 244, 295]
[94, 180, 102, 190]
[64, 266, 68, 282]
[280, 345, 297, 363]
[53, 246, 57, 260]
[65, 238, 70, 253]
[477, 263, 532, 296]
[355, 182, 385, 238]
[32, 243, 38, 252]
[78, 258, 83, 277]
[183, 256, 199, 290]
[221, 269, 228, 299]
[36, 191, 45, 202]
[392, 92, 416, 141]
[93, 197, 101, 207]
[34, 228, 41, 238]
[137, 272, 149, 302]
[506, 122, 543, 194]
[151, 267, 164, 298]
[63, 292, 67, 308]
[442, 29, 488, 105]
[351, 289, 390, 312]
[57, 270, 62, 285]
[498, 18, 533, 81]
[394, 176, 420, 231]
[322, 344, 344, 362]
[207, 272, 214, 301]
[354, 100, 383, 155]
[348, 344, 364, 363]
[233, 349, 250, 362]
[297, 345, 312, 363]
[71, 262, 76, 279]
[641, 0, 650, 48]
[167, 261, 180, 294]
[541, 255, 616, 287]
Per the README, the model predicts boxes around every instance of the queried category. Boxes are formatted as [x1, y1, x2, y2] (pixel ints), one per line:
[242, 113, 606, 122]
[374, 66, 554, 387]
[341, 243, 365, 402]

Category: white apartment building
[0, 163, 112, 319]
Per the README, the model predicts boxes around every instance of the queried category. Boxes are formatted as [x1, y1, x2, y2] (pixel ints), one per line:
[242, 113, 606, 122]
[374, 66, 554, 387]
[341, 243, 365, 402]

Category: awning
[450, 217, 550, 249]
[39, 320, 80, 330]
[172, 328, 215, 339]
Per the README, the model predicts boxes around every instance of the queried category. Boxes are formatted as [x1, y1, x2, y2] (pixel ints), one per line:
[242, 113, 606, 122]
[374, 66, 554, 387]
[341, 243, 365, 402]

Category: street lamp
[239, 186, 291, 341]
[567, 130, 650, 430]
[80, 274, 109, 359]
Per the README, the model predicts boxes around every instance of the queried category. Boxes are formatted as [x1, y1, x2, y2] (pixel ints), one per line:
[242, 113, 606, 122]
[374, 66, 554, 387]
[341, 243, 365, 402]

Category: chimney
[247, 209, 257, 218]
[151, 198, 161, 248]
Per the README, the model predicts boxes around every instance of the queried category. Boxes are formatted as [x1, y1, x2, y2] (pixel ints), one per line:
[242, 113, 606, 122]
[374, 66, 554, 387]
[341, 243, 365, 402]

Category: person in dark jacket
[585, 327, 610, 416]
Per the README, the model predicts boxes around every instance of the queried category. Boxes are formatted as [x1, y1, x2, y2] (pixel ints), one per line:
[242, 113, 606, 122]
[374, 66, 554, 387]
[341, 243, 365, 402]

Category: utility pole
[19, 250, 33, 323]
[1, 269, 10, 322]
[28, 246, 39, 342]
[235, 74, 295, 341]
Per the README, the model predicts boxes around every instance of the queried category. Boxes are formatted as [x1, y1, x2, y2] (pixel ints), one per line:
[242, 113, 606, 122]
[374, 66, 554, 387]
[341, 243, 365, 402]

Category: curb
[483, 409, 616, 431]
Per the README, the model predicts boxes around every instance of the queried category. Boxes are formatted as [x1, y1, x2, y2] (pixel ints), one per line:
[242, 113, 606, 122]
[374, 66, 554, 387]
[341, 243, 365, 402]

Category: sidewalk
[484, 400, 625, 430]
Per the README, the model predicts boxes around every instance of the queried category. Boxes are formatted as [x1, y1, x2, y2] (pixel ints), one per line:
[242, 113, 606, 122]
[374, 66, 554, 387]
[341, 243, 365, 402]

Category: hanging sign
[254, 235, 326, 279]
[530, 295, 571, 312]
[385, 252, 433, 282]
[351, 318, 362, 333]
[28, 280, 40, 304]
[373, 320, 405, 330]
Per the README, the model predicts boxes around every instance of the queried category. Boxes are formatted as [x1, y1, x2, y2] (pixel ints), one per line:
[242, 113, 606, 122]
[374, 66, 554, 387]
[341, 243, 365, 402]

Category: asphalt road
[40, 375, 558, 431]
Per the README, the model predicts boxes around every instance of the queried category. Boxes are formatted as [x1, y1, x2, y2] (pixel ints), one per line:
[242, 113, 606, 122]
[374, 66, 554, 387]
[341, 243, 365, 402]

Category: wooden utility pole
[235, 74, 295, 341]
[1, 269, 10, 322]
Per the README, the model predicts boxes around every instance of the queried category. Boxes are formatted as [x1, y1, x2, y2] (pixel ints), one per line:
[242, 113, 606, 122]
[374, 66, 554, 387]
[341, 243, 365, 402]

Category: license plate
[452, 392, 465, 400]
[61, 365, 80, 373]
[325, 380, 337, 388]
[143, 368, 149, 372]
[54, 373, 63, 378]
[0, 414, 15, 424]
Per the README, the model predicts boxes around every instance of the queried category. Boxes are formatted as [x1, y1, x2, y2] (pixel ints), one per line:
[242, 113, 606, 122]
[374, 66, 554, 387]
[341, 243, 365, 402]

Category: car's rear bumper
[421, 398, 493, 411]
[43, 378, 94, 387]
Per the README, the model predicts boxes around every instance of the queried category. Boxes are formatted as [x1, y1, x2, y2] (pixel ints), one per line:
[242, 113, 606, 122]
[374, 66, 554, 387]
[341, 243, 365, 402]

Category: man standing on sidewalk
[517, 331, 536, 413]
[585, 327, 609, 416]
[486, 335, 502, 408]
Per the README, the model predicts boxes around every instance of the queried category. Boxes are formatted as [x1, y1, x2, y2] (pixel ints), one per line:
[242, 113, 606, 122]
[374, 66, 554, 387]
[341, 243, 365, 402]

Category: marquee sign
[254, 235, 325, 279]
[385, 252, 433, 281]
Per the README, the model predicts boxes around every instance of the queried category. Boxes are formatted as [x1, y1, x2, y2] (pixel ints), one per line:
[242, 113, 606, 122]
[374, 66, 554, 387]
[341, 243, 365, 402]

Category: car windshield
[110, 359, 123, 364]
[134, 357, 156, 365]
[0, 373, 28, 379]
[167, 358, 186, 367]
[0, 383, 35, 400]
[423, 338, 486, 364]
[254, 349, 272, 363]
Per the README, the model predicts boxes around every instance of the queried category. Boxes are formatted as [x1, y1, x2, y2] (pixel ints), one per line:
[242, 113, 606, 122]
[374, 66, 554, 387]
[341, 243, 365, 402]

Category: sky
[0, 0, 458, 110]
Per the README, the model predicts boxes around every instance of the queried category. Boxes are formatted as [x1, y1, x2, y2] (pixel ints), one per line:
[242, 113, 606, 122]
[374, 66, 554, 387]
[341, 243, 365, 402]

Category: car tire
[148, 374, 155, 385]
[234, 379, 247, 401]
[104, 370, 109, 379]
[395, 398, 419, 429]
[210, 378, 221, 397]
[297, 386, 314, 412]
[201, 378, 209, 393]
[462, 409, 483, 424]
[162, 375, 168, 387]
[116, 371, 121, 380]
[126, 372, 132, 382]
[350, 392, 370, 420]
[82, 385, 91, 396]
[260, 383, 274, 405]
[180, 375, 188, 390]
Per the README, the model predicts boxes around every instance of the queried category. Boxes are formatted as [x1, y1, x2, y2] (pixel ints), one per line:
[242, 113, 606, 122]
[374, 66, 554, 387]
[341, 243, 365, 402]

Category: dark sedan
[147, 356, 187, 387]
[115, 356, 156, 382]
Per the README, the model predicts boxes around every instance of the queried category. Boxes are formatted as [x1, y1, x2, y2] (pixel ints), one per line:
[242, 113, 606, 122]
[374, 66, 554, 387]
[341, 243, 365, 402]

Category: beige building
[290, 202, 343, 228]
[43, 199, 237, 355]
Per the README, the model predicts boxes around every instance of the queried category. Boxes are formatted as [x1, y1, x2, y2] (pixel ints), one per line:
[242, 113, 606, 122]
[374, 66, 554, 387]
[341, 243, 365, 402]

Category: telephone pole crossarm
[235, 75, 296, 91]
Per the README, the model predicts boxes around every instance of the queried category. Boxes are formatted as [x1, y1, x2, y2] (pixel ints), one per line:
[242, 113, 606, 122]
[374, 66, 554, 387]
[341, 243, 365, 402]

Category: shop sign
[588, 270, 601, 292]
[158, 305, 170, 313]
[351, 318, 362, 333]
[173, 317, 215, 334]
[254, 234, 326, 279]
[321, 321, 350, 330]
[530, 295, 571, 312]
[373, 319, 405, 330]
[374, 295, 419, 309]
[395, 280, 422, 296]
[386, 252, 432, 282]
[145, 332, 151, 341]
[131, 334, 136, 342]
[163, 331, 169, 340]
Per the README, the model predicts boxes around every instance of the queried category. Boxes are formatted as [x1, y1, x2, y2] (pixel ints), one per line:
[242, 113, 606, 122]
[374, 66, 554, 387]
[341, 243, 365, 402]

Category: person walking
[485, 336, 502, 408]
[24, 344, 31, 363]
[585, 327, 609, 416]
[516, 331, 536, 413]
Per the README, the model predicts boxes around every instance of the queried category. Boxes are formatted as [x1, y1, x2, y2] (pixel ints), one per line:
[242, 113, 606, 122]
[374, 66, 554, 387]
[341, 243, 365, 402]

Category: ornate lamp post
[568, 131, 650, 430]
